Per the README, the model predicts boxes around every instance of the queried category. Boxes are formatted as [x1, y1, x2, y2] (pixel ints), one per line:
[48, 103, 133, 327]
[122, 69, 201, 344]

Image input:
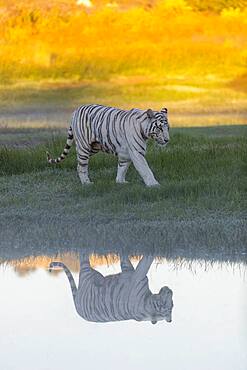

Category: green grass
[0, 126, 246, 261]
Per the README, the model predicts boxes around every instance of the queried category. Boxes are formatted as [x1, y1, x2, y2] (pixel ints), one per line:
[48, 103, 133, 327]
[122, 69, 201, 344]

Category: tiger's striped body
[47, 104, 170, 186]
[49, 255, 173, 324]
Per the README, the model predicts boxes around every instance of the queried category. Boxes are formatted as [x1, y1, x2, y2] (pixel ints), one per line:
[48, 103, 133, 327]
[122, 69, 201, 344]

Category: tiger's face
[147, 108, 170, 146]
[149, 286, 174, 325]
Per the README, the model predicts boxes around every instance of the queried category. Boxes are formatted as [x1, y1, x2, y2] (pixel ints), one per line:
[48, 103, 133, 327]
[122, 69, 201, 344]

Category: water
[0, 252, 246, 370]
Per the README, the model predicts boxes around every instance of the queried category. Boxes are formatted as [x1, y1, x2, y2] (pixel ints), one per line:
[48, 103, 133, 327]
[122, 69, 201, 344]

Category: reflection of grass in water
[0, 126, 246, 258]
[1, 253, 246, 276]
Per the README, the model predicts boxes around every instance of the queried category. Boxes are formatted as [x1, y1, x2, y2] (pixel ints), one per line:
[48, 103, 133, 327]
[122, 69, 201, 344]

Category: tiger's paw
[146, 181, 160, 187]
[79, 177, 94, 185]
[82, 181, 94, 185]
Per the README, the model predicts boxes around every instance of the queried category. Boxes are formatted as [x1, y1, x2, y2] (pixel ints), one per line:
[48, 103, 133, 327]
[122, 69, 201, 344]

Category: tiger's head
[146, 108, 170, 146]
[146, 286, 173, 325]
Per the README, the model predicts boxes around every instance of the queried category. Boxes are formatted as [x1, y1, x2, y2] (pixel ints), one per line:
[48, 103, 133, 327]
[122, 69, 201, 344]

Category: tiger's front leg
[129, 151, 160, 187]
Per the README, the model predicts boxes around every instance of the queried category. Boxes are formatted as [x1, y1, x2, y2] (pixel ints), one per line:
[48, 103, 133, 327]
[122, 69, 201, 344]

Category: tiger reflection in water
[49, 255, 173, 324]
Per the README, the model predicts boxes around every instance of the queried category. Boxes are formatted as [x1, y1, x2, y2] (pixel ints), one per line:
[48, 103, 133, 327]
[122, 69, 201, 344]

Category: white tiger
[49, 255, 173, 324]
[46, 104, 170, 186]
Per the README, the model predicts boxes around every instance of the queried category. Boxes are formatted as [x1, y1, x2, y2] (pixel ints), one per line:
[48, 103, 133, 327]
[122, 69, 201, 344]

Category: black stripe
[133, 135, 146, 152]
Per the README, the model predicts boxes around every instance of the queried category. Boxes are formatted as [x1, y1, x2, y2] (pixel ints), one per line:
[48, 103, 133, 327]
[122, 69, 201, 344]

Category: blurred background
[0, 0, 247, 129]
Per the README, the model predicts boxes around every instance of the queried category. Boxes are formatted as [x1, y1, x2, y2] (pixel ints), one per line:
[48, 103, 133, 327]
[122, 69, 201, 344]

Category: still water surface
[0, 253, 246, 370]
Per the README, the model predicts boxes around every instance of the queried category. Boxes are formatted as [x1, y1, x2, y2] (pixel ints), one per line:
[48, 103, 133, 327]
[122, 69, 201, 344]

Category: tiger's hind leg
[77, 162, 92, 184]
[80, 253, 91, 272]
[79, 254, 104, 287]
[76, 149, 93, 185]
[77, 142, 101, 185]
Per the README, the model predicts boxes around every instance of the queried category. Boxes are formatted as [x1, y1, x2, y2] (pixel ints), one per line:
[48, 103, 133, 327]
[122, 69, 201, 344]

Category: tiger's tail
[49, 261, 78, 299]
[46, 126, 74, 164]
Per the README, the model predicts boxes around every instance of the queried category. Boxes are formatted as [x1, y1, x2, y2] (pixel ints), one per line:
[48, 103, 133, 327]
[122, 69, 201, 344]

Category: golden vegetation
[1, 253, 143, 276]
[0, 1, 246, 127]
[0, 0, 246, 83]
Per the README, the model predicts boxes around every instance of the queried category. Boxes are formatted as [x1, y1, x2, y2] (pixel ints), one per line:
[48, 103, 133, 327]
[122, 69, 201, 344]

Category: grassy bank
[1, 126, 246, 258]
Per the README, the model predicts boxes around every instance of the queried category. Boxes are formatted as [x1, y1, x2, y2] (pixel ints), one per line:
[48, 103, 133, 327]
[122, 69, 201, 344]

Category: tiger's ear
[161, 107, 168, 114]
[146, 109, 154, 119]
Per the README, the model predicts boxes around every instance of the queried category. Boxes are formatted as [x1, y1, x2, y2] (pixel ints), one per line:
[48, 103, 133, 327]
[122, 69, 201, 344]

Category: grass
[0, 77, 246, 130]
[1, 126, 246, 261]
